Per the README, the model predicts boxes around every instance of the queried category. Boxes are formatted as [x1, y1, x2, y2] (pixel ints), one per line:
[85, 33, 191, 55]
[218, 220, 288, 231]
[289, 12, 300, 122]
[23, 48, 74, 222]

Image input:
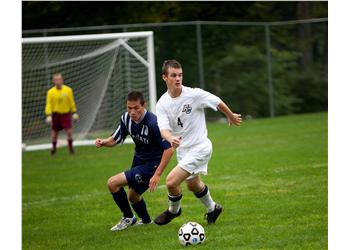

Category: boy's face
[127, 100, 145, 122]
[162, 67, 183, 92]
[52, 75, 64, 89]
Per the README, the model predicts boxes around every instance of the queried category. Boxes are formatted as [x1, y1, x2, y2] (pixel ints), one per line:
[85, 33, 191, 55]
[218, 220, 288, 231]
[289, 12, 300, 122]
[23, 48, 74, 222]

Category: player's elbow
[217, 101, 224, 111]
[110, 138, 118, 147]
[160, 130, 166, 139]
[160, 129, 171, 139]
[165, 147, 174, 155]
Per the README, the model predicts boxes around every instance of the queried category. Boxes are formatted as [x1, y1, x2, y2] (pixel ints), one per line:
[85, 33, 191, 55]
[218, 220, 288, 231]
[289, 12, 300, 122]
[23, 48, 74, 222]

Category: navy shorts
[124, 157, 159, 195]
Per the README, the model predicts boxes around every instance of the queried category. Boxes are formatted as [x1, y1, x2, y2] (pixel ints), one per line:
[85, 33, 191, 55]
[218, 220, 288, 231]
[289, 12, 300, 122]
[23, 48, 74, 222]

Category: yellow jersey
[45, 85, 77, 116]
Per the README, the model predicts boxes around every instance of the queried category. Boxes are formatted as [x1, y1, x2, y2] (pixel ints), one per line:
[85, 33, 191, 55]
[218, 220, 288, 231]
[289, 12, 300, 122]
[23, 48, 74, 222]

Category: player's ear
[162, 74, 167, 82]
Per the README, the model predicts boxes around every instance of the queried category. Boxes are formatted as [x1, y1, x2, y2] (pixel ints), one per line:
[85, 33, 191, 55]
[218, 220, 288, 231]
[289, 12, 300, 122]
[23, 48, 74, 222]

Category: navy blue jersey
[111, 110, 171, 162]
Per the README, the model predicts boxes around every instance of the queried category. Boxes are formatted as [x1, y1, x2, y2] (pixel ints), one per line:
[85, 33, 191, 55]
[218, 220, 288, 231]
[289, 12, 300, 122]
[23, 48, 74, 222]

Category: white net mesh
[22, 32, 155, 146]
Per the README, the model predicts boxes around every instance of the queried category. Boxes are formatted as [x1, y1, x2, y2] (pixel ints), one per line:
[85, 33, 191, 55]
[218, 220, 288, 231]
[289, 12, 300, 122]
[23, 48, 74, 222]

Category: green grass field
[22, 112, 328, 250]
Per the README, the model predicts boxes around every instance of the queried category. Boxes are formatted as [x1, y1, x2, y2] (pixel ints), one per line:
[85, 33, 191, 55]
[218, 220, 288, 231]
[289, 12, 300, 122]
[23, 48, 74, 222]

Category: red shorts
[52, 113, 72, 131]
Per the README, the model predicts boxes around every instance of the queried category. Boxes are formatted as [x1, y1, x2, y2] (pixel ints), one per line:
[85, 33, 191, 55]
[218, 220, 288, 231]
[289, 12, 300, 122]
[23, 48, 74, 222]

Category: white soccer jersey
[156, 86, 221, 148]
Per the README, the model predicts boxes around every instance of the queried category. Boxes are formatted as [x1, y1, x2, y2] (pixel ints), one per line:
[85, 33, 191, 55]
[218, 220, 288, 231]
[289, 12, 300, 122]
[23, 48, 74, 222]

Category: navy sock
[111, 188, 134, 218]
[131, 198, 151, 223]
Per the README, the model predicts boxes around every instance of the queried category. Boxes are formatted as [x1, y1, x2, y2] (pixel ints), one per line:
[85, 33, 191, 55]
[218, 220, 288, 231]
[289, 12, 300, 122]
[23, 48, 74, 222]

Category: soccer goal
[22, 31, 156, 151]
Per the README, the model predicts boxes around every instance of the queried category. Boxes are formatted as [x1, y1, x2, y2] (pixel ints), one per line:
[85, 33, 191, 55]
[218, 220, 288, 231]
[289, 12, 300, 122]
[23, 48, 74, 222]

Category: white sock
[168, 193, 182, 214]
[195, 186, 216, 213]
[200, 192, 215, 212]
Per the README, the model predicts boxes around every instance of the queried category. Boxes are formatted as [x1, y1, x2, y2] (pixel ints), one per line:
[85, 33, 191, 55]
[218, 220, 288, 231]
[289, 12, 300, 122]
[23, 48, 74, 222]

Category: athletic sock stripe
[195, 185, 209, 198]
[168, 193, 183, 202]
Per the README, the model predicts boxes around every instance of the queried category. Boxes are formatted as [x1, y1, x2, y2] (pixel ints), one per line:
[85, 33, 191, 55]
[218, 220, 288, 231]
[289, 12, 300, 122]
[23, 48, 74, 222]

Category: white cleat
[135, 219, 153, 226]
[110, 216, 137, 231]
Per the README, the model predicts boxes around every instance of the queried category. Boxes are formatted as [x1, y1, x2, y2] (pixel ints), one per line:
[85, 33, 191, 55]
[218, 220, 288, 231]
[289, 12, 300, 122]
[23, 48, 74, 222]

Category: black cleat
[154, 208, 182, 225]
[51, 149, 56, 156]
[205, 203, 223, 224]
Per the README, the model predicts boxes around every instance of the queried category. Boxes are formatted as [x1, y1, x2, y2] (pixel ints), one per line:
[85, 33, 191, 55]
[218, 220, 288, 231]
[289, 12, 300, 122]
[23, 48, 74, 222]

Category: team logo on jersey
[141, 125, 148, 136]
[182, 104, 192, 114]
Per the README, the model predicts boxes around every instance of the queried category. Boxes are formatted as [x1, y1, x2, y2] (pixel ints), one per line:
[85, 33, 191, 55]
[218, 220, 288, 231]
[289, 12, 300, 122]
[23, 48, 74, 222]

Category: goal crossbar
[22, 31, 154, 44]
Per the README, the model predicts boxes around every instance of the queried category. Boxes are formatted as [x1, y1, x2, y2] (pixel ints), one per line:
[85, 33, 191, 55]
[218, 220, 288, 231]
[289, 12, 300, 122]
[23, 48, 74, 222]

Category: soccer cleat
[154, 208, 182, 225]
[110, 215, 137, 231]
[51, 149, 56, 156]
[204, 203, 223, 224]
[135, 219, 153, 226]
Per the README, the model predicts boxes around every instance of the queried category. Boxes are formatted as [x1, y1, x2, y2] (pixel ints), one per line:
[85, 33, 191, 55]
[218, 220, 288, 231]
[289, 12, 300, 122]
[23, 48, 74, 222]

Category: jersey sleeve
[195, 88, 221, 111]
[45, 90, 52, 116]
[156, 101, 172, 131]
[111, 114, 129, 144]
[150, 119, 172, 150]
[68, 87, 77, 113]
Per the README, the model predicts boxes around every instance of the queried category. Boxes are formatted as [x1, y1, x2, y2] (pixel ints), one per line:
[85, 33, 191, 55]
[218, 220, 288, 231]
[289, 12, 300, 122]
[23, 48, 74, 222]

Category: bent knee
[107, 177, 119, 192]
[166, 176, 178, 190]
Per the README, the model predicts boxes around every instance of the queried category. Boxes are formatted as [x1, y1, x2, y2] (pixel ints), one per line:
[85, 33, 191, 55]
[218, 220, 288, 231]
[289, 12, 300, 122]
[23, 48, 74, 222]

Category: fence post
[196, 21, 205, 90]
[265, 24, 275, 117]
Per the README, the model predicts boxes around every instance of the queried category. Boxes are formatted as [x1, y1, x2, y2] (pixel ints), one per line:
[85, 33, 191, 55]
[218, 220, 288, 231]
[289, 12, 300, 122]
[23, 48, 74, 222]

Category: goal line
[23, 138, 134, 152]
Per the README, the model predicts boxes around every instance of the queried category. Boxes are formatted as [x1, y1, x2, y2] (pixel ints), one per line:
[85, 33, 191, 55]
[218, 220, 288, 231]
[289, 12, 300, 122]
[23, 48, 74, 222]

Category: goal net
[22, 32, 156, 151]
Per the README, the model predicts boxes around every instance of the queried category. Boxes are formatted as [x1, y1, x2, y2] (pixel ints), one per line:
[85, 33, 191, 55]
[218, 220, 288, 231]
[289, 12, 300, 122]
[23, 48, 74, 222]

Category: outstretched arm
[149, 147, 174, 192]
[95, 136, 117, 148]
[217, 101, 242, 126]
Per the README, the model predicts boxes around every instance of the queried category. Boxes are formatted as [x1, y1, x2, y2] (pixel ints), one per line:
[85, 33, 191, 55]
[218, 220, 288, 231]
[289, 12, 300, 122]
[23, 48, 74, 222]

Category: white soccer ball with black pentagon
[178, 221, 205, 246]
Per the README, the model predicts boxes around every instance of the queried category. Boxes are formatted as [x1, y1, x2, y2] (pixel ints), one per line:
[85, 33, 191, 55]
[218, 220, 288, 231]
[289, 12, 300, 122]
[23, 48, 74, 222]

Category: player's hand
[149, 173, 160, 192]
[228, 113, 242, 126]
[95, 138, 104, 148]
[45, 115, 52, 124]
[171, 136, 182, 148]
[72, 113, 79, 121]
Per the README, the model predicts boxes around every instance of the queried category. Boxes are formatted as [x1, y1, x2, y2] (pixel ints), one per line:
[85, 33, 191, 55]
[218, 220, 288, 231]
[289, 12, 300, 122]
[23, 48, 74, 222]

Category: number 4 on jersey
[177, 117, 183, 127]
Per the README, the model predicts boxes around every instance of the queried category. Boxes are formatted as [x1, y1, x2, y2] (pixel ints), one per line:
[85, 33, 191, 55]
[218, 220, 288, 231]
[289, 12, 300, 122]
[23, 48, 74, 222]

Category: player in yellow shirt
[45, 73, 79, 155]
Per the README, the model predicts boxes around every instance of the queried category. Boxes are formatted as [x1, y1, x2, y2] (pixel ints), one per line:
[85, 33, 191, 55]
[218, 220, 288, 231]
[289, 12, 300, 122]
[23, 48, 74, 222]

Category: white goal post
[22, 31, 156, 151]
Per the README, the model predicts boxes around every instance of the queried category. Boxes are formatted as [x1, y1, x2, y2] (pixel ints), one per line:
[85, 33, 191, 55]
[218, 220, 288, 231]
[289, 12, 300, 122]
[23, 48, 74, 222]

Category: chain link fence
[23, 19, 328, 119]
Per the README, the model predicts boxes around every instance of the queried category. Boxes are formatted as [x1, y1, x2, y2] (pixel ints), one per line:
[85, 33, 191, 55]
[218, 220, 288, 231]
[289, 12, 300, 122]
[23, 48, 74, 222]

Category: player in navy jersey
[95, 91, 174, 231]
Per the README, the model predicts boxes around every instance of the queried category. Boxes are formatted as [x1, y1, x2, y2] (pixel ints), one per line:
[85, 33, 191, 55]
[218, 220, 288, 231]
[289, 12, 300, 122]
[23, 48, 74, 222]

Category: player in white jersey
[152, 60, 242, 225]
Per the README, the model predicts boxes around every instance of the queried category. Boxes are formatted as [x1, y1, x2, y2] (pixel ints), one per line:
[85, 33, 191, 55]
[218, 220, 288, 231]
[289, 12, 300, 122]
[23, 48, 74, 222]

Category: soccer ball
[178, 221, 205, 246]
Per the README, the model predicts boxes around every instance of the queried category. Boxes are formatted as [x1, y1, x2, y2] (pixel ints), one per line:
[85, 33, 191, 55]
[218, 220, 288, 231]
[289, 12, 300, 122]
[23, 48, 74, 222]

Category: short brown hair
[52, 73, 63, 78]
[127, 91, 145, 105]
[162, 59, 182, 75]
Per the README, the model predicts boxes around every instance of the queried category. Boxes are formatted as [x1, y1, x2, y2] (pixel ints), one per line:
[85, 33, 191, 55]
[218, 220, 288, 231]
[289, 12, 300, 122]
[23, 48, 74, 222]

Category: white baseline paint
[24, 137, 134, 151]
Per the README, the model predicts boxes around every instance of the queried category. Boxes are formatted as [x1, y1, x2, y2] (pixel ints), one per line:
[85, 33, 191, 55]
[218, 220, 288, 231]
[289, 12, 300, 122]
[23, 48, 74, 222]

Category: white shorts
[177, 138, 212, 180]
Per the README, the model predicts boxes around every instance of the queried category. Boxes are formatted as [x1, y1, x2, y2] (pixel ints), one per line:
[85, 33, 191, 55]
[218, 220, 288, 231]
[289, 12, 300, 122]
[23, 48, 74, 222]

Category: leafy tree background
[22, 1, 328, 118]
